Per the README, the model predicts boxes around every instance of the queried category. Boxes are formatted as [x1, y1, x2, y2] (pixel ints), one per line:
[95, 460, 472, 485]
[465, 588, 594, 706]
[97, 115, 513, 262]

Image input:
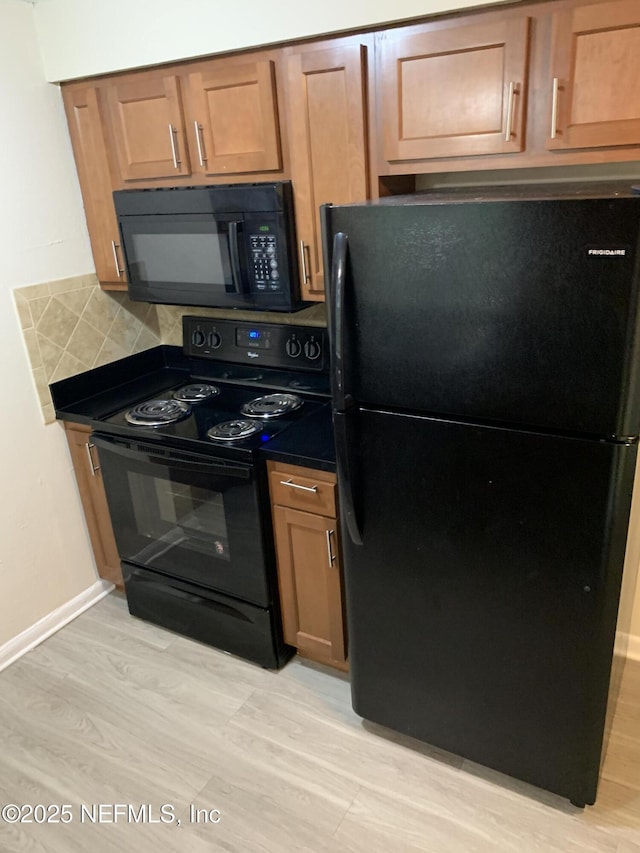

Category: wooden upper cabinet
[186, 59, 282, 177]
[285, 39, 369, 300]
[547, 0, 640, 151]
[62, 85, 126, 288]
[105, 74, 191, 181]
[378, 16, 531, 163]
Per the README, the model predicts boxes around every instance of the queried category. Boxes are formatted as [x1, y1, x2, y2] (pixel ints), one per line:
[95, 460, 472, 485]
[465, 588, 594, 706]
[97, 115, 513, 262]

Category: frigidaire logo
[588, 248, 627, 256]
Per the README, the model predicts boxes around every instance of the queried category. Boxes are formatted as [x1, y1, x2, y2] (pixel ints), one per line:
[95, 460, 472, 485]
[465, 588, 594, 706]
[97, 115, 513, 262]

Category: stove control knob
[304, 339, 322, 361]
[208, 331, 222, 349]
[286, 337, 302, 358]
[192, 329, 206, 348]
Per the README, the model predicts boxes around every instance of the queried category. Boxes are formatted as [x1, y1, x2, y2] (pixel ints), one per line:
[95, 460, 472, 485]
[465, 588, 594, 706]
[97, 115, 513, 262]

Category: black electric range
[91, 317, 330, 668]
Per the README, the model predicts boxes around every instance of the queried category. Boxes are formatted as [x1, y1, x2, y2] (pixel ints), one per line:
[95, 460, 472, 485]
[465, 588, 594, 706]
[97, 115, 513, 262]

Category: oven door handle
[91, 433, 252, 479]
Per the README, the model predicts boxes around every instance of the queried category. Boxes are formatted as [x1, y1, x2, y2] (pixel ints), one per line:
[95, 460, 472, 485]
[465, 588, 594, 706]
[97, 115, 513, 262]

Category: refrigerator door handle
[330, 231, 349, 412]
[334, 413, 363, 546]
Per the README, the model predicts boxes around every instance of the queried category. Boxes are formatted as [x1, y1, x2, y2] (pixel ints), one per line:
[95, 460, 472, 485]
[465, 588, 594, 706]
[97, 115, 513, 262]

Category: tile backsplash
[14, 274, 327, 424]
[14, 274, 162, 424]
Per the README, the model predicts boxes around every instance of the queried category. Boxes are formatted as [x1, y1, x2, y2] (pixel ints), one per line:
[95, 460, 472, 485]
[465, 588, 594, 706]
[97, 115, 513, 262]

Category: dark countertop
[50, 345, 336, 472]
[261, 404, 336, 473]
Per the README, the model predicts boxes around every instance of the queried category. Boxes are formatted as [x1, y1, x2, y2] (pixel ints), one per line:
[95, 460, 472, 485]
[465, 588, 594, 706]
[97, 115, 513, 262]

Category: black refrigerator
[321, 185, 640, 807]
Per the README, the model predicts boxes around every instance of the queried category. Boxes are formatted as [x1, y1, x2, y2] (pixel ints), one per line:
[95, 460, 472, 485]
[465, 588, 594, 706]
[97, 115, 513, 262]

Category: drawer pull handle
[280, 478, 318, 493]
[326, 529, 336, 567]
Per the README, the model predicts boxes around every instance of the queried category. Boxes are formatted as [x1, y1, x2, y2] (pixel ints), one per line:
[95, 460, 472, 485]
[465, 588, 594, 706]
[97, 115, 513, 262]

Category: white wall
[0, 0, 98, 646]
[33, 0, 512, 82]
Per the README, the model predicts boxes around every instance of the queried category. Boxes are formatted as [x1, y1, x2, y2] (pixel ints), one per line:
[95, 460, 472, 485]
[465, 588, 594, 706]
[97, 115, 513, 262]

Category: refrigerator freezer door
[338, 407, 636, 804]
[328, 197, 640, 437]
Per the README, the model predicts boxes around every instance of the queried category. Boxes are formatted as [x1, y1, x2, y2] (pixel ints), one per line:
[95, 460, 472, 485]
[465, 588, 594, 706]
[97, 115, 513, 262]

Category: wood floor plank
[193, 723, 362, 834]
[333, 784, 618, 853]
[184, 772, 344, 853]
[77, 591, 174, 650]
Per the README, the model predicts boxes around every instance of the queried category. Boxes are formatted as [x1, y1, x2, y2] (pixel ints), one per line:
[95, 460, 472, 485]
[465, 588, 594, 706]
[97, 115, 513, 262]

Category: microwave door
[119, 213, 251, 308]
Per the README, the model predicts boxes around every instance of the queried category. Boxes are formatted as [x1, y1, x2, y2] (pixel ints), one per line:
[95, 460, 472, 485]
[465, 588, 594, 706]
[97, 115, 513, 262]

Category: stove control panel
[183, 317, 328, 372]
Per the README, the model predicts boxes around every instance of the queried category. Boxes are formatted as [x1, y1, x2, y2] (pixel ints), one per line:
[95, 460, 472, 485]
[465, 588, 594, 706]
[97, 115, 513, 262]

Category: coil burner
[125, 399, 191, 427]
[173, 383, 220, 403]
[206, 419, 263, 442]
[241, 393, 303, 419]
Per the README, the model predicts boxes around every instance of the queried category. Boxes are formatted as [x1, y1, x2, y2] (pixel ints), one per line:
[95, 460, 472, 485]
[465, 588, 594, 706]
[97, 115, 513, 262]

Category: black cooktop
[100, 379, 328, 460]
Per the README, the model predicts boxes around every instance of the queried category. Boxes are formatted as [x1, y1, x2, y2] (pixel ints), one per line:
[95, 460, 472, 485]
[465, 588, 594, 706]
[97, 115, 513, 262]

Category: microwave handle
[228, 220, 244, 295]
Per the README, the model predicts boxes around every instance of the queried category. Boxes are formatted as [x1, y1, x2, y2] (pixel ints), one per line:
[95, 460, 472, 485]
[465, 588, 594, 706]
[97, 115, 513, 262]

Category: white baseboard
[615, 631, 640, 663]
[0, 579, 114, 673]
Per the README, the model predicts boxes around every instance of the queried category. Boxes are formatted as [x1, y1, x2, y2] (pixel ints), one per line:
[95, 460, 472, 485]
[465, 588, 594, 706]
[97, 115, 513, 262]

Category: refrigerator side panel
[340, 408, 637, 805]
[329, 198, 640, 437]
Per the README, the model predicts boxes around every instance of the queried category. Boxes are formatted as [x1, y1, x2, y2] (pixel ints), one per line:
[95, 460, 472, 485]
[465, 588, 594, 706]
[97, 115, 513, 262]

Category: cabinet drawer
[268, 465, 337, 517]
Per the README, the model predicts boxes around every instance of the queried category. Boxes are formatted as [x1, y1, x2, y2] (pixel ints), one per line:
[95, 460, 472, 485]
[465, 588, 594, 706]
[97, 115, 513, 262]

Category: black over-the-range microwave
[113, 181, 308, 312]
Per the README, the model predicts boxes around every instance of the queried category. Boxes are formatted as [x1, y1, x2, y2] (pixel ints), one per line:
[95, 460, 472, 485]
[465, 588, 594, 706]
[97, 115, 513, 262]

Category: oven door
[118, 213, 250, 308]
[92, 433, 271, 606]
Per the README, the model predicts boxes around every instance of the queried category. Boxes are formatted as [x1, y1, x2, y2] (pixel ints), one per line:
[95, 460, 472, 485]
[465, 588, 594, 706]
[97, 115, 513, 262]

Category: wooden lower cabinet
[268, 462, 347, 670]
[64, 423, 123, 589]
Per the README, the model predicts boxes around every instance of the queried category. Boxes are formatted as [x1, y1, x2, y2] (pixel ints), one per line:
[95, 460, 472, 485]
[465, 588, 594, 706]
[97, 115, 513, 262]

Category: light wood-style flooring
[0, 592, 638, 852]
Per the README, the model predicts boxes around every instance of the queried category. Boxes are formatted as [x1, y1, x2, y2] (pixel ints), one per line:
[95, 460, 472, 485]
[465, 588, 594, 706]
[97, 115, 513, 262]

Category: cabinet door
[65, 424, 123, 589]
[272, 505, 346, 668]
[187, 60, 281, 176]
[62, 86, 126, 288]
[286, 41, 369, 301]
[106, 74, 191, 181]
[547, 0, 640, 150]
[379, 16, 530, 162]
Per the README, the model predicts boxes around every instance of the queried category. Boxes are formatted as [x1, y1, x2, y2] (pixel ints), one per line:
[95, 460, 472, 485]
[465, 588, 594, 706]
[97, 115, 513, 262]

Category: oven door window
[119, 214, 249, 307]
[96, 438, 270, 607]
[129, 473, 231, 564]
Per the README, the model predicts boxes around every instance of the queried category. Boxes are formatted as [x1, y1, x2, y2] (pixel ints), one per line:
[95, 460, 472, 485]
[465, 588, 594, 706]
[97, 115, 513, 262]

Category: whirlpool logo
[587, 247, 627, 256]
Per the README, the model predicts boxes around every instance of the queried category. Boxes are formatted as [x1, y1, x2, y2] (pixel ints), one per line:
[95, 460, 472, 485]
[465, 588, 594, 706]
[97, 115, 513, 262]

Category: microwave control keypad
[250, 235, 281, 291]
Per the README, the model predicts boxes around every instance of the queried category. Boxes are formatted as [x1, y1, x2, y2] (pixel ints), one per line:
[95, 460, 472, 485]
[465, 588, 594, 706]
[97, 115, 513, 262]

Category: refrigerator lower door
[337, 407, 636, 805]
